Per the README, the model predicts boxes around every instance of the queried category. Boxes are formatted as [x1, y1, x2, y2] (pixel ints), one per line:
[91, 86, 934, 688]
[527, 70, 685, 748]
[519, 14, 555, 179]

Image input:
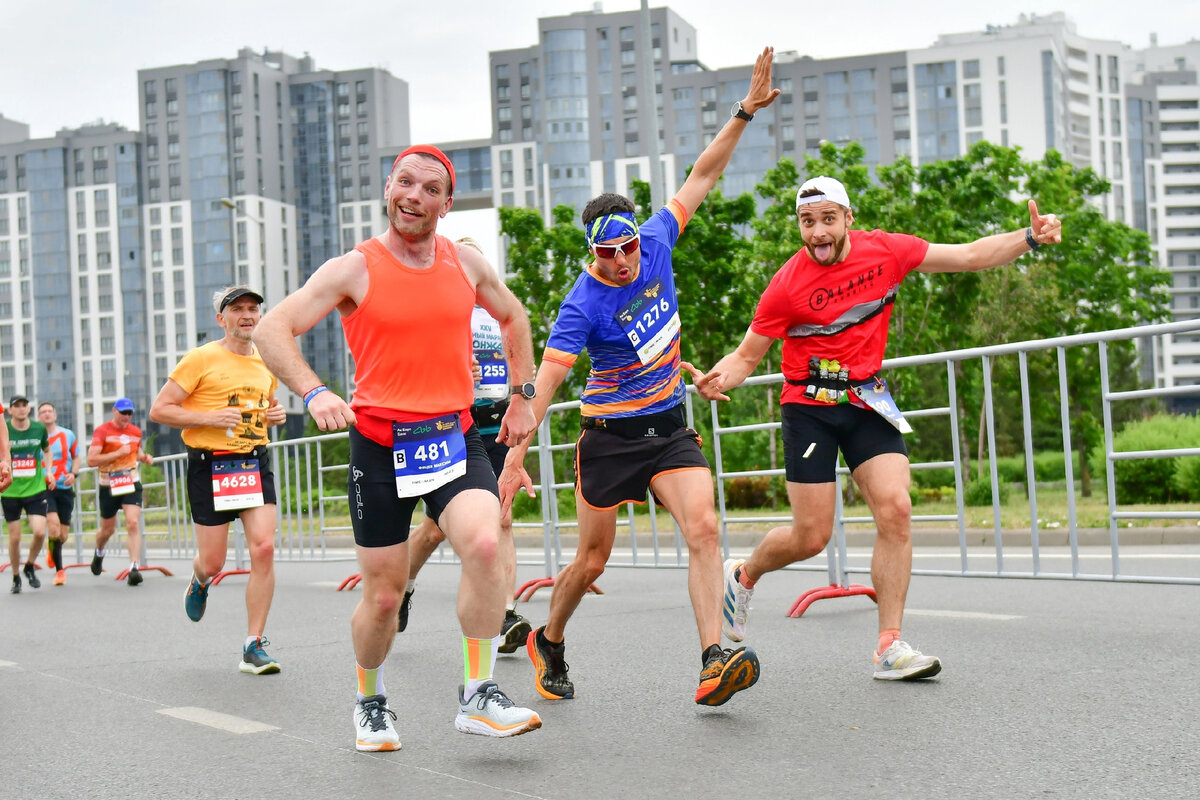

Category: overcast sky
[3, 1, 1197, 260]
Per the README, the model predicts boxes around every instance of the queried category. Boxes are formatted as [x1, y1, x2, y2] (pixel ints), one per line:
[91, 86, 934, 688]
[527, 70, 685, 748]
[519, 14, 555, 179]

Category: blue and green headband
[585, 212, 639, 246]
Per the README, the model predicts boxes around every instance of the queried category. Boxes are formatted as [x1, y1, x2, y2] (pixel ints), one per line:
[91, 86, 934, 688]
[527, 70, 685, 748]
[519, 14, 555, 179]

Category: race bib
[474, 347, 509, 402]
[392, 414, 467, 499]
[12, 454, 36, 478]
[615, 278, 681, 364]
[852, 378, 913, 435]
[211, 458, 265, 511]
[109, 469, 136, 496]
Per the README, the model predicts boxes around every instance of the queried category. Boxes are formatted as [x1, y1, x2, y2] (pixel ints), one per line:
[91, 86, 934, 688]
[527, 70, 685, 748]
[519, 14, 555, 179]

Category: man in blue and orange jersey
[499, 47, 780, 708]
[254, 144, 542, 751]
[38, 401, 79, 586]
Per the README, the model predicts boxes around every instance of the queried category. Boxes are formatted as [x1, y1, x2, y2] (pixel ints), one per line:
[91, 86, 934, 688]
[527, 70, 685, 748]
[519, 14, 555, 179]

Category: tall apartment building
[1126, 42, 1200, 406]
[0, 120, 144, 434]
[0, 49, 410, 443]
[484, 7, 1198, 402]
[137, 48, 409, 442]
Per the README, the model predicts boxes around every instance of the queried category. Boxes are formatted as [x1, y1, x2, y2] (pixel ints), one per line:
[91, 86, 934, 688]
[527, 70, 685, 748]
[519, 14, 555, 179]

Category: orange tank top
[342, 236, 476, 439]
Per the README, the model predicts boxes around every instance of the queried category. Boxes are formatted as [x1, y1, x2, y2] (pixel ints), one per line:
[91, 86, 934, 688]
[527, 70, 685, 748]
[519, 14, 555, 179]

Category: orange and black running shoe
[695, 646, 760, 706]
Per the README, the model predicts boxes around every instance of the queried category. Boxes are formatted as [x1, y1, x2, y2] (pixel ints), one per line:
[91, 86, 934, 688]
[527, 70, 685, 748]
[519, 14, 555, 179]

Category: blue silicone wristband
[303, 385, 329, 407]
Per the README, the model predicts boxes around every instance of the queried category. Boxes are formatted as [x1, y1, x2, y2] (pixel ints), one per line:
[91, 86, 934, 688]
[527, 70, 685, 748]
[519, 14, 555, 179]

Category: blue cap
[114, 397, 135, 412]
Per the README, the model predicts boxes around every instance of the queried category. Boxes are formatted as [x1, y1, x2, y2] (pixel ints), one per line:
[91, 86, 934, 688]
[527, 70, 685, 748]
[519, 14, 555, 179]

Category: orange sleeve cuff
[667, 197, 690, 234]
[542, 348, 578, 368]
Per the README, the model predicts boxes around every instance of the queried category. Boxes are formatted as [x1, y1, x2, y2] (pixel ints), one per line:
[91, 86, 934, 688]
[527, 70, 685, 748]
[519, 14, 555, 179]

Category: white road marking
[905, 609, 1023, 621]
[0, 660, 16, 667]
[158, 706, 279, 734]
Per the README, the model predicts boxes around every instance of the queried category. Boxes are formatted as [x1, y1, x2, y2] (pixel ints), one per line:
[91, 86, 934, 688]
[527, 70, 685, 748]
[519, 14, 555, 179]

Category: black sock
[702, 644, 723, 666]
[50, 541, 63, 570]
[537, 628, 563, 650]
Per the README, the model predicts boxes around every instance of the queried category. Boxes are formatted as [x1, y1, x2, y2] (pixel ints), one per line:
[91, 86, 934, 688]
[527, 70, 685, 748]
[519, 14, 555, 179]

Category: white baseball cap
[795, 176, 851, 211]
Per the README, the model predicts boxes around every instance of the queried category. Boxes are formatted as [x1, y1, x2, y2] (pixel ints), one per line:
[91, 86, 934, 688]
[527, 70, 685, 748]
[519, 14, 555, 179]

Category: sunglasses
[591, 234, 640, 260]
[117, 410, 133, 416]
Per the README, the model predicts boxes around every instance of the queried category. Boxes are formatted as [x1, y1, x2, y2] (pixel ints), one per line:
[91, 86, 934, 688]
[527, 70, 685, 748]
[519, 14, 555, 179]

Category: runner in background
[39, 401, 78, 586]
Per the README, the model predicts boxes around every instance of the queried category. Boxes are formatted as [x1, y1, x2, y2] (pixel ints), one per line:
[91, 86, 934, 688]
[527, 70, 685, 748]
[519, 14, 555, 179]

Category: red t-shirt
[751, 229, 929, 406]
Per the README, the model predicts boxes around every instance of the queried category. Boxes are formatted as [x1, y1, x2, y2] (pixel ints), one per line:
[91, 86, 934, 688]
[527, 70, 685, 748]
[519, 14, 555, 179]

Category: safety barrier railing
[36, 319, 1200, 597]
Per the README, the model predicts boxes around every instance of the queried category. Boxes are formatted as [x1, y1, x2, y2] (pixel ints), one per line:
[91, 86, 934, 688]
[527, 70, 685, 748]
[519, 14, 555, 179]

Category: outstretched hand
[681, 361, 732, 403]
[741, 47, 782, 115]
[498, 462, 535, 517]
[1028, 199, 1062, 246]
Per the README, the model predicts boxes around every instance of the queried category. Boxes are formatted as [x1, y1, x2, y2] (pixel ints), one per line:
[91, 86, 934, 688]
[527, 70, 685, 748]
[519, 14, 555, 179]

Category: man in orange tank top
[255, 145, 542, 750]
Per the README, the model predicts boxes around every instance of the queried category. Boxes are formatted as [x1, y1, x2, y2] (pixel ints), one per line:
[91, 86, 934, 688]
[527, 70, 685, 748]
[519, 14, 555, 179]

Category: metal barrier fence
[52, 319, 1200, 592]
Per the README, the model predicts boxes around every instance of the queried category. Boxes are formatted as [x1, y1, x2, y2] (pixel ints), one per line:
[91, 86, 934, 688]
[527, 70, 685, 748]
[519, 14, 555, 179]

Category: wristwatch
[731, 101, 754, 122]
[512, 381, 536, 400]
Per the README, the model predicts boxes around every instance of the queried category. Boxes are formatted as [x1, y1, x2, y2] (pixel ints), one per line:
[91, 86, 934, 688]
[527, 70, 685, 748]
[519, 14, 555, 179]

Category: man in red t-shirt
[687, 176, 1062, 681]
[86, 398, 154, 585]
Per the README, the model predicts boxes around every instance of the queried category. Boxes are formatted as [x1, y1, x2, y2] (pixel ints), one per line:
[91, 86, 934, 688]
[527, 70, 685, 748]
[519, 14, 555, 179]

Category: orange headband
[392, 144, 455, 195]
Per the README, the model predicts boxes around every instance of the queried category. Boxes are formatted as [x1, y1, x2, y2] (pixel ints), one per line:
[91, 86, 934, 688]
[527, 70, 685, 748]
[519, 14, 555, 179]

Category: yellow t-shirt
[168, 341, 279, 451]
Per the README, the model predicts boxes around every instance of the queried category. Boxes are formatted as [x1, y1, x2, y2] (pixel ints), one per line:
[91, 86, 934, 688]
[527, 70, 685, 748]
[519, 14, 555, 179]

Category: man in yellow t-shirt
[150, 286, 287, 675]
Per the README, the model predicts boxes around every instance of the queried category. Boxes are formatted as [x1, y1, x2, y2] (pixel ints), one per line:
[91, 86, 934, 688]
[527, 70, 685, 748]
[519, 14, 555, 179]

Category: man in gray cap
[688, 175, 1062, 682]
[151, 285, 287, 674]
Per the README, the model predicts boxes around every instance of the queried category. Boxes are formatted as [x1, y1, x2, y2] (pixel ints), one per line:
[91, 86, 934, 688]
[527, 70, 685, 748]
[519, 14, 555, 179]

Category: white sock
[405, 579, 416, 593]
[131, 561, 139, 570]
[245, 635, 261, 649]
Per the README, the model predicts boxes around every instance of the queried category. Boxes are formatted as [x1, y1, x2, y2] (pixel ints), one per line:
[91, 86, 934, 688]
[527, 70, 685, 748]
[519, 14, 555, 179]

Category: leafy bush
[725, 476, 773, 509]
[1173, 455, 1200, 502]
[911, 466, 955, 488]
[963, 477, 1010, 506]
[1103, 414, 1200, 504]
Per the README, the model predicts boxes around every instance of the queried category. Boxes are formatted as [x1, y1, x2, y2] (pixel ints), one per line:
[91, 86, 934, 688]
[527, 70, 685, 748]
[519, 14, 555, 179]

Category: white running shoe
[722, 558, 753, 642]
[873, 640, 942, 681]
[455, 682, 542, 738]
[355, 694, 401, 751]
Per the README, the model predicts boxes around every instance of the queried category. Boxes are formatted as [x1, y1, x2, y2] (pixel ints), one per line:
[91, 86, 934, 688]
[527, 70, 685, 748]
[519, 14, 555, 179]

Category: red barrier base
[514, 576, 603, 603]
[1, 561, 49, 572]
[113, 565, 175, 581]
[338, 573, 362, 591]
[787, 583, 877, 618]
[211, 568, 249, 586]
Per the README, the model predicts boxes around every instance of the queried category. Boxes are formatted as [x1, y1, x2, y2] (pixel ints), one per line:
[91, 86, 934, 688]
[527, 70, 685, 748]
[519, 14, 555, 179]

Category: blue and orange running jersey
[543, 201, 689, 419]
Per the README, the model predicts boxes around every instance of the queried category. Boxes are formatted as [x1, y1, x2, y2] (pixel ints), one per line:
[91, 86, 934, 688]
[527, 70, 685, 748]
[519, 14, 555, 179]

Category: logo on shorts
[645, 427, 656, 437]
[352, 467, 363, 481]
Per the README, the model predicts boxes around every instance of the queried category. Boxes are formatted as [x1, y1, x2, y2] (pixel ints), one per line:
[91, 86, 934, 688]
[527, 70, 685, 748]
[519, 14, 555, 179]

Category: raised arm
[682, 328, 775, 402]
[673, 46, 781, 219]
[917, 199, 1062, 274]
[253, 251, 366, 431]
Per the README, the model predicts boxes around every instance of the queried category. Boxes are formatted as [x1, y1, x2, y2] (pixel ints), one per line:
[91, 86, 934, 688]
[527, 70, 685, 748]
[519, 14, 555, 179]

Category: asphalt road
[3, 552, 1196, 799]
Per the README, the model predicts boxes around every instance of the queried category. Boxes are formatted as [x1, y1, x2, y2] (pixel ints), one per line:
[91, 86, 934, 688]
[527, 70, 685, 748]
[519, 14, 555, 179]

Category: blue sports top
[543, 199, 690, 418]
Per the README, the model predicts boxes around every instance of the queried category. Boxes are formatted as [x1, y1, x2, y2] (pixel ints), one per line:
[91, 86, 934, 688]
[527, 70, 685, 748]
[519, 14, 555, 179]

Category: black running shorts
[99, 483, 143, 519]
[348, 424, 499, 548]
[424, 434, 508, 521]
[781, 402, 908, 484]
[48, 488, 76, 525]
[185, 446, 278, 527]
[2, 491, 50, 522]
[574, 426, 709, 510]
